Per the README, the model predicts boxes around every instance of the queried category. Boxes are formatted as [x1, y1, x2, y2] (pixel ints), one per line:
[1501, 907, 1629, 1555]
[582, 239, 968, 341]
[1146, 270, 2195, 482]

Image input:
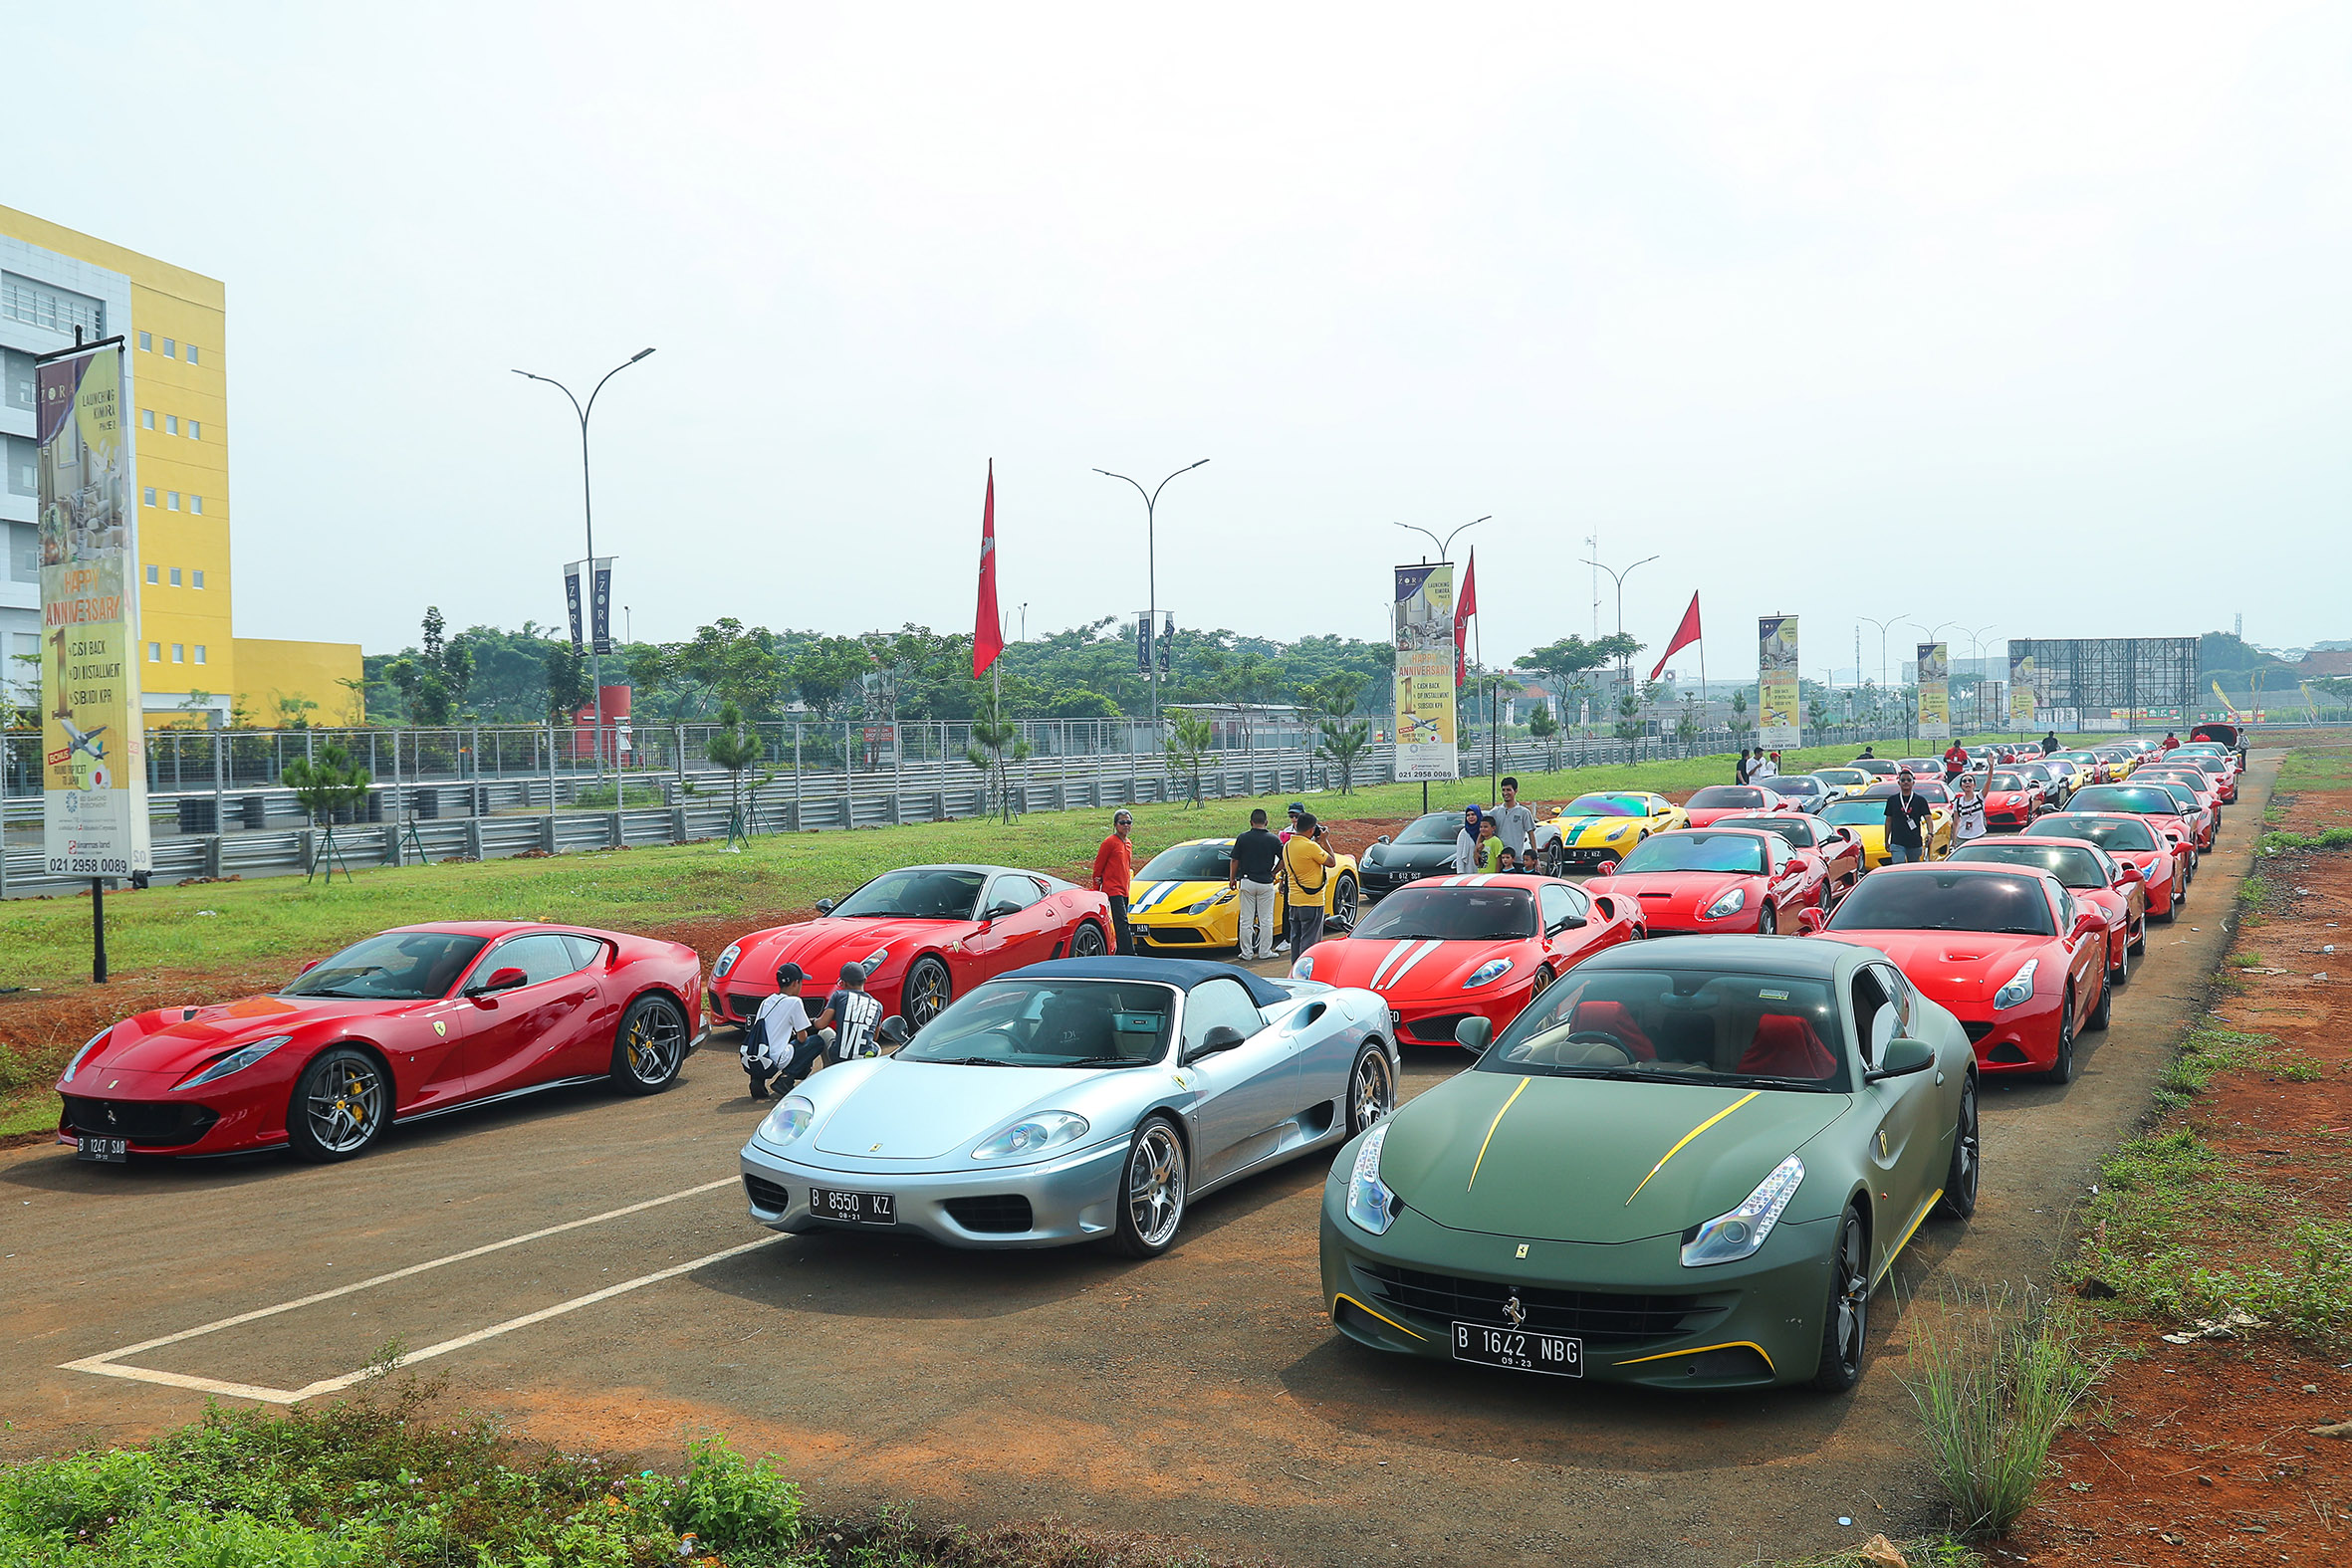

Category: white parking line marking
[60, 1176, 764, 1405]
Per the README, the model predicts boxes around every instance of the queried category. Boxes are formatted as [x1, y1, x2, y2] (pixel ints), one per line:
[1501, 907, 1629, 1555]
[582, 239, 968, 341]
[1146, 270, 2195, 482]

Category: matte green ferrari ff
[1319, 935, 1978, 1391]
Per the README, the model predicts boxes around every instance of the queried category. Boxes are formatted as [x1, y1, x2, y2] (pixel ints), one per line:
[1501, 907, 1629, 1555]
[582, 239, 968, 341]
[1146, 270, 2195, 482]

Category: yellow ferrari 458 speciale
[1125, 836, 1360, 953]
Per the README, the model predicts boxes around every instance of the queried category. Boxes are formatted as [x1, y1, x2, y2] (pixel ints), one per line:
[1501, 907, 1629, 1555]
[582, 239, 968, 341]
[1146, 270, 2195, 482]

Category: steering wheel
[1561, 1030, 1633, 1066]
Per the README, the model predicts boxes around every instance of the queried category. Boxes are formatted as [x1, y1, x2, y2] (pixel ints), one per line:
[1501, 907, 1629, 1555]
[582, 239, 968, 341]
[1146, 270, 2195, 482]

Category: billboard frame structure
[2005, 637, 2201, 730]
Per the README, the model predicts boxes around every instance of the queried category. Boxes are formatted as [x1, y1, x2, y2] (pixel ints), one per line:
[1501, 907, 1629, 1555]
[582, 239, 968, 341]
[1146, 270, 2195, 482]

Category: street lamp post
[1968, 623, 1999, 732]
[1094, 459, 1209, 731]
[1388, 518, 1492, 812]
[1857, 613, 1909, 733]
[515, 348, 655, 780]
[1581, 552, 1660, 737]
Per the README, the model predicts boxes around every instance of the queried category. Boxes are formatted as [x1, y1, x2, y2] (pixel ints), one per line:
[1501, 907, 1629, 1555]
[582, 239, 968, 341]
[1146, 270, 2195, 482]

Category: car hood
[1814, 928, 2046, 1002]
[1302, 935, 1539, 999]
[731, 917, 955, 988]
[808, 1058, 1114, 1161]
[1582, 871, 1756, 916]
[1127, 879, 1231, 917]
[1362, 840, 1458, 870]
[1549, 815, 1648, 846]
[1682, 806, 1763, 827]
[74, 994, 425, 1081]
[1382, 1069, 1847, 1243]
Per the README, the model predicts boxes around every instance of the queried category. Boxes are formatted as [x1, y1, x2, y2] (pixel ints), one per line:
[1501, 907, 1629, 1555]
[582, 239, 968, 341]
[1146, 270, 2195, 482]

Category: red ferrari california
[1679, 785, 1797, 827]
[2028, 812, 2189, 922]
[1948, 836, 2147, 987]
[57, 923, 703, 1164]
[1804, 863, 2109, 1082]
[708, 864, 1113, 1031]
[1582, 827, 1824, 936]
[1287, 873, 1643, 1046]
[1712, 811, 1864, 905]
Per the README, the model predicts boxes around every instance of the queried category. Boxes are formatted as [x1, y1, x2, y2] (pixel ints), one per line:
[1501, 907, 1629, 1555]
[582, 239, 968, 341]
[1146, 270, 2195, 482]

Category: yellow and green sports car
[1540, 791, 1689, 872]
[1126, 836, 1360, 952]
[1809, 768, 1877, 798]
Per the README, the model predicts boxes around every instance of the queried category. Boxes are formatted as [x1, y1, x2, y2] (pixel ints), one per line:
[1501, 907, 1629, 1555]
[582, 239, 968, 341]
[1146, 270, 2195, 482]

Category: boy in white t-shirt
[744, 963, 819, 1100]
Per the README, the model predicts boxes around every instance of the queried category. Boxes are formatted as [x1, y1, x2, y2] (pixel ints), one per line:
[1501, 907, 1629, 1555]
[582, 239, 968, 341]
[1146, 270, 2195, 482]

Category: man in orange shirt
[1092, 808, 1136, 955]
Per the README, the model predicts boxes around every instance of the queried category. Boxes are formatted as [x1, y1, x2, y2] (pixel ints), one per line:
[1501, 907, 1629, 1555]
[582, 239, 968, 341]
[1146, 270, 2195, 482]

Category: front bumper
[1383, 985, 1537, 1047]
[739, 1132, 1131, 1248]
[1947, 996, 2062, 1074]
[1318, 1193, 1837, 1390]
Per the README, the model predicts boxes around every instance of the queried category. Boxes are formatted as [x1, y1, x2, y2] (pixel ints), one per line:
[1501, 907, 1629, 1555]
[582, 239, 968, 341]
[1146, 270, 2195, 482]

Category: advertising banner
[1391, 563, 1459, 781]
[1917, 642, 1951, 742]
[1159, 612, 1174, 676]
[37, 346, 150, 879]
[1135, 610, 1153, 676]
[2008, 645, 2037, 727]
[1757, 615, 1801, 750]
[564, 562, 586, 652]
[589, 557, 614, 654]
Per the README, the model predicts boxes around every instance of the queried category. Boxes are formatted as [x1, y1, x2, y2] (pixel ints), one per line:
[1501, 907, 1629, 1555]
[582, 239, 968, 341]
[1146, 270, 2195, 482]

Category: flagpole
[1699, 634, 1709, 756]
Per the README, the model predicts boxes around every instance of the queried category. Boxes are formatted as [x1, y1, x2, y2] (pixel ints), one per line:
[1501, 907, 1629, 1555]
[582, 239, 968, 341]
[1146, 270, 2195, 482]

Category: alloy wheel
[1349, 1049, 1394, 1135]
[903, 959, 952, 1026]
[624, 1003, 686, 1085]
[1332, 876, 1359, 930]
[1069, 922, 1107, 958]
[307, 1053, 385, 1155]
[1826, 1212, 1870, 1383]
[1126, 1123, 1187, 1250]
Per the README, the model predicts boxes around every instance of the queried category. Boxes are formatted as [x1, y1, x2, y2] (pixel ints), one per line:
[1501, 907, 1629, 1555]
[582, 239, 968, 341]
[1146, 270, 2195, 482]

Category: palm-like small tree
[966, 684, 1032, 823]
[1163, 711, 1214, 807]
[705, 701, 771, 848]
[284, 742, 373, 883]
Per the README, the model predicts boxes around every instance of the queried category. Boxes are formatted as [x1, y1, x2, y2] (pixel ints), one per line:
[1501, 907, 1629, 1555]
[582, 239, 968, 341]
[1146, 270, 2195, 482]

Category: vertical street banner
[589, 557, 614, 654]
[2007, 646, 2037, 727]
[38, 345, 151, 879]
[1917, 642, 1951, 741]
[1158, 612, 1174, 677]
[563, 561, 586, 652]
[1135, 610, 1153, 677]
[1757, 615, 1801, 750]
[1391, 563, 1459, 781]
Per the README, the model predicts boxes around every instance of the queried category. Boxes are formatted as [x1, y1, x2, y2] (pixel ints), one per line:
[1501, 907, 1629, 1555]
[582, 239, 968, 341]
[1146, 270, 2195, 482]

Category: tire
[2108, 932, 2130, 989]
[1068, 921, 1108, 959]
[1345, 1045, 1394, 1137]
[1934, 1073, 1980, 1220]
[287, 1046, 389, 1162]
[610, 993, 689, 1094]
[2156, 882, 2179, 924]
[1109, 1116, 1188, 1259]
[1539, 841, 1565, 878]
[2046, 988, 2078, 1083]
[2128, 914, 2147, 956]
[2087, 963, 2113, 1031]
[1809, 1206, 1870, 1393]
[901, 956, 953, 1028]
[1757, 902, 1777, 936]
[1331, 875, 1359, 931]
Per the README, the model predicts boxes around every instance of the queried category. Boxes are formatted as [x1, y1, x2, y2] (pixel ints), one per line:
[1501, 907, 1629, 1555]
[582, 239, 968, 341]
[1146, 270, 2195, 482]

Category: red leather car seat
[1737, 1013, 1837, 1080]
[1569, 1000, 1656, 1060]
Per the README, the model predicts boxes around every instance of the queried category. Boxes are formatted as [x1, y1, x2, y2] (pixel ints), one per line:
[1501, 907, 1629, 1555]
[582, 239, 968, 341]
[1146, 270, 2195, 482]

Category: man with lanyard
[1226, 807, 1284, 962]
[1950, 773, 1988, 848]
[1493, 778, 1536, 871]
[821, 961, 885, 1064]
[1091, 808, 1136, 955]
[1885, 769, 1936, 864]
[1280, 810, 1336, 956]
[1942, 740, 1968, 784]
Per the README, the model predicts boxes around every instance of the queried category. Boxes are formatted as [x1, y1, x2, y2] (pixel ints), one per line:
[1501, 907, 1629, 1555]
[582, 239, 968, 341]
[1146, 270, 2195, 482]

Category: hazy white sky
[13, 3, 2349, 676]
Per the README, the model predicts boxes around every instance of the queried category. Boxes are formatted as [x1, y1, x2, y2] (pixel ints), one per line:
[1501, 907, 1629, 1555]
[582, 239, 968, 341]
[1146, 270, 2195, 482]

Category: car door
[1176, 977, 1298, 1185]
[1537, 882, 1586, 971]
[974, 874, 1062, 971]
[1764, 834, 1811, 915]
[1853, 962, 1945, 1268]
[2054, 888, 2102, 1020]
[459, 933, 604, 1098]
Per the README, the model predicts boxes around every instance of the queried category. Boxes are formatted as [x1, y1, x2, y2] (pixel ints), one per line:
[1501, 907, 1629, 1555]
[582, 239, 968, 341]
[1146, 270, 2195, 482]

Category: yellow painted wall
[234, 637, 364, 727]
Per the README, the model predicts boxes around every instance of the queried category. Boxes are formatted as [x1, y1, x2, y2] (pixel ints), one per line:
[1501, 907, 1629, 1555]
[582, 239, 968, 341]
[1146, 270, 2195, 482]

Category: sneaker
[749, 1088, 769, 1101]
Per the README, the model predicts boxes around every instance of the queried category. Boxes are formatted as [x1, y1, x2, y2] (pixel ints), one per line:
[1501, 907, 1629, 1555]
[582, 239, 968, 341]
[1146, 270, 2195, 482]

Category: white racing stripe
[1382, 939, 1444, 990]
[1365, 941, 1412, 989]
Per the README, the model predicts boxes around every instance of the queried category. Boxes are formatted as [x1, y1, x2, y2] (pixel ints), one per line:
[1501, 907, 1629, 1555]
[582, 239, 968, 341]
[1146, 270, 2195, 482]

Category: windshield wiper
[1058, 1056, 1152, 1067]
[914, 1054, 1020, 1067]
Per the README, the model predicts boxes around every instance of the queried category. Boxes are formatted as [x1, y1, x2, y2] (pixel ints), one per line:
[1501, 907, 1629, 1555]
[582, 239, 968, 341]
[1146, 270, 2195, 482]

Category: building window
[192, 568, 205, 588]
[165, 415, 178, 435]
[190, 496, 204, 515]
[186, 344, 200, 365]
[169, 567, 182, 586]
[145, 563, 158, 584]
[194, 645, 207, 665]
[0, 273, 105, 338]
[142, 487, 156, 507]
[172, 644, 184, 663]
[139, 332, 152, 351]
[188, 420, 200, 440]
[166, 492, 180, 511]
[142, 409, 155, 429]
[162, 338, 176, 358]
[149, 642, 161, 662]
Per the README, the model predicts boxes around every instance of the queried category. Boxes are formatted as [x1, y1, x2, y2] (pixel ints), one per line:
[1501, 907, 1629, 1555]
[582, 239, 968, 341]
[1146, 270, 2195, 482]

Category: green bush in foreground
[1897, 1292, 2102, 1540]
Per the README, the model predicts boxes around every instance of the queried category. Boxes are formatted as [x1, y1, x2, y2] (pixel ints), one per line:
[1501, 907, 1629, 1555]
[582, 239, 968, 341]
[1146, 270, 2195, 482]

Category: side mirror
[982, 901, 1022, 922]
[2115, 862, 2142, 883]
[1866, 1036, 1936, 1081]
[467, 966, 529, 999]
[1453, 1015, 1495, 1052]
[878, 1015, 910, 1047]
[1375, 834, 1391, 845]
[1595, 860, 1619, 876]
[297, 958, 323, 976]
[1183, 1024, 1248, 1065]
[1795, 908, 1827, 935]
[815, 897, 836, 915]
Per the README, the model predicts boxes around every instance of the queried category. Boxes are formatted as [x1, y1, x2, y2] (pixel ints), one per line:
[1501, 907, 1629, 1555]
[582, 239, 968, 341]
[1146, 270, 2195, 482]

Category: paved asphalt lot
[0, 758, 2275, 1567]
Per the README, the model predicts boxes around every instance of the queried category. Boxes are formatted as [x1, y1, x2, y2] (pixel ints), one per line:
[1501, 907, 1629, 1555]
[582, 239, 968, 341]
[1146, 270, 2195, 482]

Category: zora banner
[1917, 642, 1951, 742]
[2008, 645, 2038, 728]
[38, 346, 150, 879]
[1392, 563, 1459, 782]
[1757, 615, 1801, 750]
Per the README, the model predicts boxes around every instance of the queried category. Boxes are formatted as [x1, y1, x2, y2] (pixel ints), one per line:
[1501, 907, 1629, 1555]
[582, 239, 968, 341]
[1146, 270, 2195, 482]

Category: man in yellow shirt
[1280, 811, 1337, 956]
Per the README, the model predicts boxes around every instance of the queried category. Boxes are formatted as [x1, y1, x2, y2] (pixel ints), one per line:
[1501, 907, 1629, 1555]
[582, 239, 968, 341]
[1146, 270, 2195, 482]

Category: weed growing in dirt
[1898, 1290, 2104, 1540]
[2277, 749, 2352, 791]
[2260, 825, 2352, 855]
[2152, 1024, 2275, 1108]
[2273, 1057, 2327, 1082]
[1761, 1536, 1984, 1567]
[2231, 950, 2264, 969]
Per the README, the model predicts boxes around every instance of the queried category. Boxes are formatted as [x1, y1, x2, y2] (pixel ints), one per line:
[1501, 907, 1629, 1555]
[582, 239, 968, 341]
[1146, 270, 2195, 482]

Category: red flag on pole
[1453, 549, 1478, 687]
[1648, 591, 1702, 681]
[972, 462, 1004, 678]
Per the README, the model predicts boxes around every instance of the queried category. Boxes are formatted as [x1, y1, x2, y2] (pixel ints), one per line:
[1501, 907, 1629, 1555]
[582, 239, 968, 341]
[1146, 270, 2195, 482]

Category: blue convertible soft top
[1009, 955, 1293, 1008]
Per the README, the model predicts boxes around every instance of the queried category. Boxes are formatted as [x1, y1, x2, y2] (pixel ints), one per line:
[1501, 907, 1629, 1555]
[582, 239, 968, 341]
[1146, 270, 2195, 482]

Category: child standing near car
[744, 963, 819, 1100]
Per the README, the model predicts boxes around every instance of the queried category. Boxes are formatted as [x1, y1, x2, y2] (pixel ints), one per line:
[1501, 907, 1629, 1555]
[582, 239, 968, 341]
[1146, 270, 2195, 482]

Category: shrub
[1900, 1292, 2102, 1539]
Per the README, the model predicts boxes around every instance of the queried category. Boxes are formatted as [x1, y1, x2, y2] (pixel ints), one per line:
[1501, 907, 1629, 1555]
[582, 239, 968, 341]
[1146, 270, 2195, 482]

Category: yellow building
[1, 204, 359, 729]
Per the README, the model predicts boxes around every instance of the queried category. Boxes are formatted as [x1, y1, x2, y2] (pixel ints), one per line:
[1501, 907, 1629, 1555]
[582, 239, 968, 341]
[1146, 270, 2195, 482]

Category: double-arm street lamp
[1392, 516, 1491, 562]
[515, 347, 655, 779]
[1583, 552, 1660, 712]
[1094, 460, 1209, 730]
[1857, 613, 1909, 713]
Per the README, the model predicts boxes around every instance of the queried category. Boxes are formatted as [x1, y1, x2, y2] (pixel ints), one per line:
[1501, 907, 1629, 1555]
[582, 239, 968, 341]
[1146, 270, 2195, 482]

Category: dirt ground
[0, 767, 2283, 1566]
[2012, 759, 2352, 1565]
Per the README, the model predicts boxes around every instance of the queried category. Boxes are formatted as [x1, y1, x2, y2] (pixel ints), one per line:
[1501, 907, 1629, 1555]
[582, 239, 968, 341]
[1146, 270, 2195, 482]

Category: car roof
[1584, 933, 1855, 978]
[1009, 955, 1290, 1007]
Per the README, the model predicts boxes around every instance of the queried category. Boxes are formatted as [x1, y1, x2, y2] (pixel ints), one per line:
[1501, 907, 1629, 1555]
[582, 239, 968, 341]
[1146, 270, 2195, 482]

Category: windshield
[1816, 770, 1867, 786]
[895, 979, 1177, 1067]
[1947, 842, 2104, 888]
[282, 932, 489, 1001]
[1820, 799, 1888, 827]
[1614, 831, 1766, 875]
[1687, 786, 1766, 808]
[2185, 757, 2230, 775]
[2035, 814, 2160, 853]
[831, 868, 987, 919]
[1393, 813, 1463, 845]
[1989, 773, 2031, 790]
[2070, 785, 2180, 816]
[1479, 968, 1848, 1089]
[1716, 815, 1818, 847]
[1136, 842, 1236, 881]
[1759, 777, 1818, 797]
[1558, 793, 1646, 818]
[1826, 870, 2055, 935]
[1352, 885, 1536, 942]
[1866, 782, 1950, 805]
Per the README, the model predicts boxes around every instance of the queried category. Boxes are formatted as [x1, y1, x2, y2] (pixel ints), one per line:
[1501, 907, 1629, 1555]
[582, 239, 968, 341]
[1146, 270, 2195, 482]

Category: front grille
[944, 1195, 1034, 1233]
[61, 1097, 217, 1148]
[726, 993, 762, 1019]
[1138, 927, 1206, 945]
[743, 1173, 791, 1212]
[1357, 1261, 1728, 1346]
[1962, 1021, 1995, 1042]
[1407, 1012, 1476, 1043]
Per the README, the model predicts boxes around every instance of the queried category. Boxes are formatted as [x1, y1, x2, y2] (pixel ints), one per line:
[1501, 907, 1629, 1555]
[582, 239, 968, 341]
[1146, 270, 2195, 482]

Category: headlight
[859, 946, 890, 976]
[1681, 1155, 1804, 1267]
[1345, 1122, 1398, 1234]
[1608, 823, 1634, 840]
[1291, 952, 1315, 981]
[60, 1028, 111, 1085]
[175, 1035, 294, 1090]
[1463, 958, 1514, 989]
[712, 944, 742, 980]
[763, 1094, 815, 1143]
[1993, 959, 2038, 1010]
[973, 1111, 1090, 1162]
[1703, 886, 1748, 919]
[1179, 890, 1235, 915]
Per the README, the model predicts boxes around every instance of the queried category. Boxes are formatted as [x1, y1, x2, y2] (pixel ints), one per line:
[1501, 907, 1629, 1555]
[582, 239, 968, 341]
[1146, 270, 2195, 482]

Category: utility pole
[1858, 614, 1908, 728]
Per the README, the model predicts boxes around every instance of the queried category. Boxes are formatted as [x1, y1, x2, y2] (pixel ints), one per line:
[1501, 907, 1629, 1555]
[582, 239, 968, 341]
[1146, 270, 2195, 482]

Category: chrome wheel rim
[1126, 1124, 1186, 1249]
[1831, 1217, 1869, 1373]
[905, 963, 950, 1026]
[1758, 904, 1776, 936]
[625, 1004, 686, 1084]
[307, 1054, 383, 1153]
[1955, 1083, 1979, 1204]
[1333, 878, 1357, 929]
[1070, 923, 1106, 958]
[1351, 1051, 1393, 1132]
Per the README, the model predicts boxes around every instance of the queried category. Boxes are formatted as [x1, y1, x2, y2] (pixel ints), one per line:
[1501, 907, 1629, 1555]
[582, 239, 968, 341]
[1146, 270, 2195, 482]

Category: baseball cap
[1288, 800, 1306, 815]
[839, 961, 867, 987]
[773, 962, 805, 987]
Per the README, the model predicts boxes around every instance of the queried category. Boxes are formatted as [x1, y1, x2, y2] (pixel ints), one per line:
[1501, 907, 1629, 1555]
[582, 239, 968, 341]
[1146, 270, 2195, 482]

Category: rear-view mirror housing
[1453, 1016, 1495, 1053]
[1867, 1036, 1937, 1081]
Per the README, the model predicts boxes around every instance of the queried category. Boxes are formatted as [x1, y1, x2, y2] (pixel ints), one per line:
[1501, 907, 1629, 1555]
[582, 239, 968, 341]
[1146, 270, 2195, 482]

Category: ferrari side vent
[742, 1174, 791, 1213]
[944, 1196, 1034, 1233]
[1962, 1021, 1996, 1043]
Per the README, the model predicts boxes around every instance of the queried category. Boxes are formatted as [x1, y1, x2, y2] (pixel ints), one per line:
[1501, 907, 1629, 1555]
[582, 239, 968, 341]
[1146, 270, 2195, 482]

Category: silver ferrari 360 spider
[738, 957, 1399, 1256]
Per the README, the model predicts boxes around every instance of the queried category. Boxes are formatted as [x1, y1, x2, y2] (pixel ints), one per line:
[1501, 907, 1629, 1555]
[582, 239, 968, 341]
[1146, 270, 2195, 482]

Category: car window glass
[987, 876, 1045, 914]
[487, 934, 588, 987]
[1538, 883, 1579, 932]
[559, 934, 607, 970]
[1851, 966, 1899, 1064]
[1875, 963, 1913, 1033]
[1183, 979, 1266, 1050]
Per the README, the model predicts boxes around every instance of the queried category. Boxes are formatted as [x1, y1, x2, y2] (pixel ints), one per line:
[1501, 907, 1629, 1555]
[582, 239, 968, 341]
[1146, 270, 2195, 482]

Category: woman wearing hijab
[1454, 803, 1485, 873]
